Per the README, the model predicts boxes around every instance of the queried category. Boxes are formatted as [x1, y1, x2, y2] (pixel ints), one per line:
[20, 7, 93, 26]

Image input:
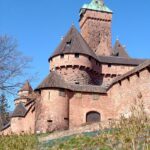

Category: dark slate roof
[68, 84, 107, 94]
[35, 71, 68, 90]
[98, 56, 146, 66]
[49, 26, 98, 61]
[35, 71, 107, 93]
[11, 103, 27, 118]
[0, 122, 10, 131]
[108, 60, 150, 89]
[112, 40, 129, 58]
[19, 81, 33, 92]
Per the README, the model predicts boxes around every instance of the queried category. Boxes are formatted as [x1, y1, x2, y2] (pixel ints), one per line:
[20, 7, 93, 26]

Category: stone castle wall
[50, 54, 101, 85]
[80, 10, 112, 56]
[69, 92, 113, 129]
[108, 68, 150, 118]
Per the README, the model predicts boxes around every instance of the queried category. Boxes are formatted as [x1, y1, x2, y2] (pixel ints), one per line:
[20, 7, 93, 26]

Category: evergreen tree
[0, 93, 9, 129]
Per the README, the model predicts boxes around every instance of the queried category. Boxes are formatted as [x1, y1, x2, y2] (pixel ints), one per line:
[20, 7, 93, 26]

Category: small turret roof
[49, 26, 98, 61]
[19, 81, 33, 92]
[35, 71, 67, 90]
[80, 0, 112, 15]
[35, 71, 107, 93]
[112, 40, 129, 58]
[11, 103, 27, 118]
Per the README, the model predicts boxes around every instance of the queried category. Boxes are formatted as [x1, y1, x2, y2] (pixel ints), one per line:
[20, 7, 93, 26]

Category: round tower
[35, 72, 70, 133]
[49, 26, 102, 85]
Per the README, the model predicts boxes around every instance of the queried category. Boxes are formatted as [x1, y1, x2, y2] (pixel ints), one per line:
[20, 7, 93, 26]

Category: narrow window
[60, 54, 64, 58]
[75, 53, 79, 58]
[64, 118, 69, 120]
[47, 120, 53, 123]
[108, 64, 111, 67]
[48, 92, 51, 100]
[75, 81, 80, 84]
[93, 94, 100, 100]
[59, 89, 66, 97]
[136, 72, 140, 77]
[75, 93, 82, 99]
[89, 56, 91, 61]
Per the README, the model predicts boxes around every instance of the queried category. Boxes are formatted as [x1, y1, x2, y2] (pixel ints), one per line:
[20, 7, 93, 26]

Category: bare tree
[0, 35, 31, 94]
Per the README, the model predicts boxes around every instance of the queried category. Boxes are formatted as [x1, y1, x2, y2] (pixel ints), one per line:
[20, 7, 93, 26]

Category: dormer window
[60, 54, 64, 58]
[75, 53, 79, 58]
[66, 40, 72, 47]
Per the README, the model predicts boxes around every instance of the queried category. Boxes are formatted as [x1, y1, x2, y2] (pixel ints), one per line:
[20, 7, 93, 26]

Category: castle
[1, 0, 150, 135]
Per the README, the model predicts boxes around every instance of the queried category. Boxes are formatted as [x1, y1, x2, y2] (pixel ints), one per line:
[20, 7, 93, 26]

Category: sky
[0, 0, 150, 110]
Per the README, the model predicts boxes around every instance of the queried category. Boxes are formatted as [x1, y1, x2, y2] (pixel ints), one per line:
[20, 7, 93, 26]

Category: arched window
[86, 111, 101, 123]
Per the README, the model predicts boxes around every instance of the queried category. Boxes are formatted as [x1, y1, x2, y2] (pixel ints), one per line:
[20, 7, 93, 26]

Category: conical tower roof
[35, 71, 67, 90]
[112, 40, 129, 58]
[49, 26, 98, 61]
[19, 81, 33, 92]
[11, 103, 27, 117]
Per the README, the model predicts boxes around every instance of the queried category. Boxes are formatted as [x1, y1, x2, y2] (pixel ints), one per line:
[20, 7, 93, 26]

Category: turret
[15, 81, 33, 106]
[79, 0, 113, 56]
[49, 26, 101, 85]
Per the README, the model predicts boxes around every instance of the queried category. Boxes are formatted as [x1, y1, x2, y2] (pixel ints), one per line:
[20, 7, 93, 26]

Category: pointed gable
[19, 81, 33, 93]
[49, 26, 97, 61]
[112, 40, 129, 58]
[11, 103, 27, 118]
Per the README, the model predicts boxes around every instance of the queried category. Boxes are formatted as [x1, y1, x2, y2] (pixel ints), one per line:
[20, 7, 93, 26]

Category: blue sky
[0, 0, 150, 109]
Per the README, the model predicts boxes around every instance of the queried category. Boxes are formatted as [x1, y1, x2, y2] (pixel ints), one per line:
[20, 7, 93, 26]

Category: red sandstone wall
[11, 107, 35, 134]
[35, 89, 69, 133]
[69, 92, 114, 129]
[0, 127, 11, 135]
[50, 54, 101, 85]
[80, 10, 112, 56]
[108, 68, 150, 118]
[101, 64, 135, 83]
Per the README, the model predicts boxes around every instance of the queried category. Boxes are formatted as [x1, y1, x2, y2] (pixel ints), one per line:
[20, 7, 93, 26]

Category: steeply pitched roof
[35, 71, 107, 94]
[108, 60, 150, 89]
[35, 71, 67, 90]
[98, 56, 146, 66]
[112, 40, 129, 58]
[19, 81, 33, 92]
[49, 26, 98, 61]
[11, 103, 27, 118]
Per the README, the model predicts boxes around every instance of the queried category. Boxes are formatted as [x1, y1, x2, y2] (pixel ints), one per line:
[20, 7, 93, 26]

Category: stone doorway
[86, 111, 101, 123]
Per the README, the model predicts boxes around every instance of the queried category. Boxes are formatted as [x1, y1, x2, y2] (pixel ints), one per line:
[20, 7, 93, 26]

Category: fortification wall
[11, 106, 35, 134]
[100, 63, 135, 83]
[69, 92, 113, 129]
[108, 68, 150, 118]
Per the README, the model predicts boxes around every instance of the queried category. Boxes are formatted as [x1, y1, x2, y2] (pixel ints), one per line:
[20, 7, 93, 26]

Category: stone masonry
[0, 0, 149, 135]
